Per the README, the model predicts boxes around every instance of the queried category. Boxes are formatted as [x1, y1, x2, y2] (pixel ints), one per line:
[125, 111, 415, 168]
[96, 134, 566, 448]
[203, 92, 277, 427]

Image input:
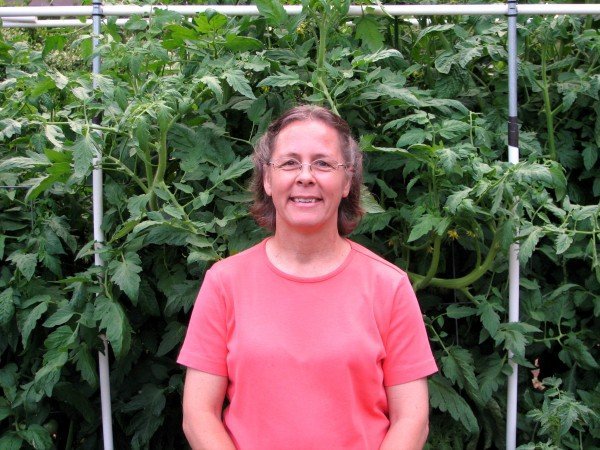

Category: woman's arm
[380, 377, 430, 450]
[182, 368, 236, 450]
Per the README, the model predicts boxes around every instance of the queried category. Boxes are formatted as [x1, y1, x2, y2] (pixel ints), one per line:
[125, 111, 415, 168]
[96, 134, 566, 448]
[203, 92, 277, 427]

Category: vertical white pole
[91, 0, 114, 449]
[506, 0, 520, 449]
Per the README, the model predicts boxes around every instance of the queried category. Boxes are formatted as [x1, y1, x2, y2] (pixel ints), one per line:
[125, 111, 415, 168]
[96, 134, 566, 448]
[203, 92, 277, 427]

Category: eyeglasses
[267, 158, 347, 174]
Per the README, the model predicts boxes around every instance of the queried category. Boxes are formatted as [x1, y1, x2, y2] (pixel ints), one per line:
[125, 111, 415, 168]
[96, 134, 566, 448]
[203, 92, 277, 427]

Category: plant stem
[65, 419, 74, 450]
[410, 232, 500, 290]
[541, 49, 557, 161]
[413, 235, 442, 290]
[104, 156, 149, 193]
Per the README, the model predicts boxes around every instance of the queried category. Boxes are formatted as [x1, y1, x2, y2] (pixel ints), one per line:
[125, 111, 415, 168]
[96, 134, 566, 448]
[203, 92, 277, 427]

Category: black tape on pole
[92, 0, 103, 16]
[508, 116, 519, 148]
[507, 0, 518, 17]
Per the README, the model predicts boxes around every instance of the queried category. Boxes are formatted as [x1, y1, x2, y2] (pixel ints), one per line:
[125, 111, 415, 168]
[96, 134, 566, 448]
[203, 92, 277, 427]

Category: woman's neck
[266, 230, 350, 277]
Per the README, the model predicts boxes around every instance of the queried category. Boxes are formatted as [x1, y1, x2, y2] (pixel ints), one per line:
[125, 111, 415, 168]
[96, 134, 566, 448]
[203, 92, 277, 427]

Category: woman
[178, 105, 438, 449]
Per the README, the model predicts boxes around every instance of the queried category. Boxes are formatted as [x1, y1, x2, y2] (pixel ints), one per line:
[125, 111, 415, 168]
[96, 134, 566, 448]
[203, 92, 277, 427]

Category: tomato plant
[0, 1, 598, 448]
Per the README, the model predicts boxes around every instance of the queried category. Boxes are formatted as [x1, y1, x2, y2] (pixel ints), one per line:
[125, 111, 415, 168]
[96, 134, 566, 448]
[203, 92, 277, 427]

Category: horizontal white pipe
[2, 18, 130, 27]
[519, 4, 600, 15]
[1, 4, 600, 19]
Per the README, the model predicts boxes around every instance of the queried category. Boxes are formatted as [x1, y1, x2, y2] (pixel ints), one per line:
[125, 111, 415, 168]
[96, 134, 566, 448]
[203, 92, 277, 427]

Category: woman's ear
[342, 171, 352, 198]
[263, 168, 272, 197]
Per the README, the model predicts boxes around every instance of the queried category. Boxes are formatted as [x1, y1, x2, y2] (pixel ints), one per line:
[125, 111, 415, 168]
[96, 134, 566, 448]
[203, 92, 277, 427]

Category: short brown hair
[249, 105, 363, 236]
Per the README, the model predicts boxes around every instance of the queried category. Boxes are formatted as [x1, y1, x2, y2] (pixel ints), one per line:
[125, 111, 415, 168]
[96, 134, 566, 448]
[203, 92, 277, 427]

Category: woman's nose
[296, 163, 315, 182]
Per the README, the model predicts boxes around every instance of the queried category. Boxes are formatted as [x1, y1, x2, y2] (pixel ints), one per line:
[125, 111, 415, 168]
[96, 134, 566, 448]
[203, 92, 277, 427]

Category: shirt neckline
[262, 238, 355, 283]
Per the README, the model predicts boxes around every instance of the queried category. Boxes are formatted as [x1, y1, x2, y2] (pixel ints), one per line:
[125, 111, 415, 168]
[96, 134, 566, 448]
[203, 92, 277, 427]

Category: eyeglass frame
[266, 157, 349, 174]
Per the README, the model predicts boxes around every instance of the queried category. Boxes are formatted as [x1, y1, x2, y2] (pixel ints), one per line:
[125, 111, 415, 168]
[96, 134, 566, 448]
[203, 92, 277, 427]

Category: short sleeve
[382, 274, 438, 386]
[177, 268, 229, 377]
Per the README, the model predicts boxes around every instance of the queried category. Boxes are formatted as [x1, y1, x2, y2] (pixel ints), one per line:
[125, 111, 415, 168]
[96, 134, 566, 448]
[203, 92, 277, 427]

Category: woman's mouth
[290, 197, 321, 203]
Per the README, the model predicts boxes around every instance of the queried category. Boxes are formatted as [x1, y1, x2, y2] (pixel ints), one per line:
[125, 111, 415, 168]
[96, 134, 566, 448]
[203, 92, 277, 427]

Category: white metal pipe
[90, 0, 113, 448]
[507, 242, 520, 449]
[519, 4, 600, 15]
[98, 335, 113, 450]
[2, 19, 130, 28]
[506, 0, 520, 446]
[1, 4, 600, 19]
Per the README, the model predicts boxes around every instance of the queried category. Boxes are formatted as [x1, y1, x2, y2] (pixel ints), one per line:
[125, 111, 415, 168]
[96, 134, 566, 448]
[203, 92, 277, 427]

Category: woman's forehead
[272, 119, 343, 154]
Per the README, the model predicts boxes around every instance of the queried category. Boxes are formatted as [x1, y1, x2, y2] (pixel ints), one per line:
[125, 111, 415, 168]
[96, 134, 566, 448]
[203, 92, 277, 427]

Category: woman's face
[263, 120, 351, 236]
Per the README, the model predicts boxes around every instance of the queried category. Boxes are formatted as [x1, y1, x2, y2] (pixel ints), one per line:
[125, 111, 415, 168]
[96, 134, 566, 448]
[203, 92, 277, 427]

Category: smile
[291, 197, 321, 203]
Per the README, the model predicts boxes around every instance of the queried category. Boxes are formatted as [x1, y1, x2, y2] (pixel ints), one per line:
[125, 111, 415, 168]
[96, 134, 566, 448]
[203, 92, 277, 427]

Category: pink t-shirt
[178, 239, 437, 449]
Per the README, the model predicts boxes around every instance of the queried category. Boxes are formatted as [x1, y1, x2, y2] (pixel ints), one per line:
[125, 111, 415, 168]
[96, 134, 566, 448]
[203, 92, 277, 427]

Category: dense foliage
[0, 1, 599, 448]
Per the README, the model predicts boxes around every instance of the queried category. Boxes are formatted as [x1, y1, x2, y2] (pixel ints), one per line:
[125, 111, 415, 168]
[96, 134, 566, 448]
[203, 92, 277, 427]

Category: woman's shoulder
[209, 239, 267, 275]
[348, 240, 409, 280]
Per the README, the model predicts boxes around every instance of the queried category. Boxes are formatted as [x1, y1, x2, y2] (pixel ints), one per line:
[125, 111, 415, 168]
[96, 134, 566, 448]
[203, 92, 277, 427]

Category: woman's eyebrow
[277, 152, 332, 160]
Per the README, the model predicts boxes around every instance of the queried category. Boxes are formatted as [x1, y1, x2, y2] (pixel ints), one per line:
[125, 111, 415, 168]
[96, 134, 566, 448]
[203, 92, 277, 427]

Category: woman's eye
[279, 159, 300, 169]
[313, 160, 335, 170]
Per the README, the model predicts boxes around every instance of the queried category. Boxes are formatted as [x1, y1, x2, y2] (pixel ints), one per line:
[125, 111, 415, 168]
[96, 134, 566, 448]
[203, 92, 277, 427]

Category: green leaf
[360, 186, 385, 214]
[211, 157, 254, 186]
[415, 24, 455, 44]
[435, 50, 456, 74]
[73, 345, 99, 388]
[0, 397, 11, 422]
[200, 75, 223, 103]
[188, 249, 219, 264]
[0, 433, 22, 450]
[353, 48, 402, 66]
[408, 214, 438, 242]
[257, 72, 302, 88]
[45, 124, 66, 148]
[121, 383, 166, 416]
[0, 363, 18, 389]
[441, 346, 481, 403]
[397, 129, 428, 148]
[34, 350, 68, 397]
[0, 288, 15, 326]
[163, 204, 184, 220]
[124, 15, 148, 31]
[194, 11, 227, 33]
[30, 76, 56, 98]
[0, 119, 22, 140]
[93, 296, 131, 358]
[135, 117, 150, 153]
[42, 34, 67, 58]
[446, 304, 477, 319]
[71, 132, 100, 179]
[355, 16, 384, 52]
[53, 381, 97, 423]
[156, 321, 186, 357]
[446, 188, 471, 214]
[18, 425, 52, 450]
[109, 252, 143, 302]
[225, 35, 263, 52]
[138, 280, 160, 317]
[223, 70, 256, 99]
[582, 144, 597, 171]
[44, 325, 77, 351]
[20, 302, 48, 349]
[494, 322, 541, 359]
[478, 301, 501, 336]
[477, 354, 506, 403]
[374, 178, 397, 199]
[519, 227, 542, 264]
[8, 252, 37, 280]
[127, 193, 151, 219]
[555, 232, 573, 255]
[255, 0, 288, 26]
[429, 374, 478, 433]
[560, 335, 599, 370]
[42, 306, 75, 328]
[0, 155, 49, 172]
[0, 235, 5, 260]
